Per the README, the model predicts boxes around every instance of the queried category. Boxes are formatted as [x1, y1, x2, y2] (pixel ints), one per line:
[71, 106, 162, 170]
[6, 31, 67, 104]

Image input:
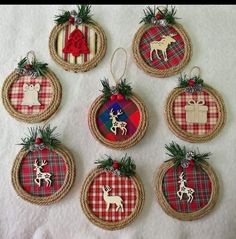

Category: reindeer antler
[40, 160, 48, 166]
[34, 158, 39, 167]
[117, 109, 123, 115]
[169, 33, 177, 37]
[179, 172, 184, 178]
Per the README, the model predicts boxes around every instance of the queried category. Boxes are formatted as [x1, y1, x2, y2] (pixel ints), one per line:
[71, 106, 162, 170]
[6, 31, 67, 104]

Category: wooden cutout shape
[109, 108, 128, 135]
[176, 172, 194, 203]
[33, 158, 52, 187]
[102, 185, 124, 212]
[21, 83, 41, 107]
[150, 33, 177, 62]
[185, 99, 208, 124]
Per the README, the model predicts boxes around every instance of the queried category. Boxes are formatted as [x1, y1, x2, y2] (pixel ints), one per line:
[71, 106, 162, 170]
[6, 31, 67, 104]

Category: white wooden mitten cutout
[21, 83, 41, 107]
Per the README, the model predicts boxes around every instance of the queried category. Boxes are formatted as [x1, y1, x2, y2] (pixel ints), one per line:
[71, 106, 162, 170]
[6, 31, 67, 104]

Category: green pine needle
[77, 5, 93, 23]
[18, 125, 61, 151]
[100, 78, 112, 103]
[179, 74, 204, 88]
[54, 10, 70, 25]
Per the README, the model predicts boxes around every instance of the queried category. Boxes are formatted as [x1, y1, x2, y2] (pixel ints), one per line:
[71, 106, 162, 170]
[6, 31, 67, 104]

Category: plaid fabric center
[96, 98, 140, 141]
[8, 75, 53, 115]
[139, 26, 185, 70]
[87, 171, 137, 222]
[19, 148, 67, 197]
[173, 90, 219, 135]
[162, 165, 212, 213]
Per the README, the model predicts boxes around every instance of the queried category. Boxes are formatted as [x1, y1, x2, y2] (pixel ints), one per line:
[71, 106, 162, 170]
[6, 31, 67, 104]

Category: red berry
[25, 64, 32, 70]
[112, 161, 120, 170]
[69, 16, 75, 24]
[35, 137, 42, 145]
[188, 79, 195, 87]
[156, 13, 162, 20]
[110, 94, 116, 101]
[117, 94, 124, 101]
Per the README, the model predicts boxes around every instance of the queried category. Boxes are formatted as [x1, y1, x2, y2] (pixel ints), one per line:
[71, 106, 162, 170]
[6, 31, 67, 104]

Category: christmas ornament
[88, 48, 148, 149]
[132, 5, 192, 78]
[80, 154, 144, 230]
[11, 125, 75, 205]
[155, 142, 219, 221]
[2, 51, 62, 123]
[165, 66, 226, 142]
[49, 5, 107, 72]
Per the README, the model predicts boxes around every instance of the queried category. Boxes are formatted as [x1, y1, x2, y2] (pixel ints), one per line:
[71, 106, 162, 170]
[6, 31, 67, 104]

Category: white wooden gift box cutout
[185, 99, 208, 124]
[21, 83, 41, 107]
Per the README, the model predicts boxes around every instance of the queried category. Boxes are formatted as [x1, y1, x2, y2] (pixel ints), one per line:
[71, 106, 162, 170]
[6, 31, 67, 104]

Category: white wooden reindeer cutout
[109, 108, 128, 135]
[150, 33, 177, 62]
[21, 83, 41, 107]
[102, 186, 124, 212]
[33, 158, 52, 187]
[177, 172, 195, 203]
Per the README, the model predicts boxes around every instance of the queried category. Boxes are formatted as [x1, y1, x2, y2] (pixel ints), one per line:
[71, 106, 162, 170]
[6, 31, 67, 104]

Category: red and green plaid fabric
[162, 164, 212, 213]
[139, 25, 185, 70]
[19, 148, 67, 197]
[173, 90, 219, 135]
[87, 171, 137, 222]
[8, 75, 53, 115]
[96, 98, 140, 141]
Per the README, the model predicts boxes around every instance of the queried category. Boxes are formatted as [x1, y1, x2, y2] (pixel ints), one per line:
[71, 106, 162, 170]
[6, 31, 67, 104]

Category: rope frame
[1, 68, 62, 124]
[49, 21, 107, 72]
[132, 22, 192, 78]
[165, 85, 226, 143]
[80, 168, 145, 230]
[11, 146, 75, 205]
[88, 93, 148, 150]
[154, 160, 219, 221]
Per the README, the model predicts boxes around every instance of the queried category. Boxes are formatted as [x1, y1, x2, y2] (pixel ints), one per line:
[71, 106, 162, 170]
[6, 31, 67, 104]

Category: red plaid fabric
[162, 164, 212, 213]
[8, 75, 53, 115]
[139, 25, 185, 70]
[173, 90, 219, 135]
[96, 98, 141, 142]
[87, 171, 137, 222]
[19, 148, 67, 197]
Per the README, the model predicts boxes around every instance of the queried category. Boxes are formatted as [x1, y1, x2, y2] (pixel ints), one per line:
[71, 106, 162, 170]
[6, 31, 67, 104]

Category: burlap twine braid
[1, 68, 62, 124]
[165, 84, 226, 143]
[80, 168, 145, 230]
[132, 22, 192, 78]
[88, 93, 148, 150]
[154, 160, 219, 221]
[49, 21, 107, 72]
[12, 146, 75, 205]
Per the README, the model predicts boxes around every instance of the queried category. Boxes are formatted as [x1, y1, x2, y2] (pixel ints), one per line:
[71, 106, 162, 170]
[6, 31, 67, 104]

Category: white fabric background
[0, 4, 235, 239]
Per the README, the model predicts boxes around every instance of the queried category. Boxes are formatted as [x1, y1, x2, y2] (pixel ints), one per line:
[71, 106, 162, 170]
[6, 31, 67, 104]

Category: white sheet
[0, 5, 236, 239]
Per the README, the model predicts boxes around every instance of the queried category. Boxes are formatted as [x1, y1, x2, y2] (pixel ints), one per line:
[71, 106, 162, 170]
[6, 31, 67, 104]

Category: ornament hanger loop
[190, 66, 201, 78]
[110, 47, 128, 85]
[26, 50, 36, 64]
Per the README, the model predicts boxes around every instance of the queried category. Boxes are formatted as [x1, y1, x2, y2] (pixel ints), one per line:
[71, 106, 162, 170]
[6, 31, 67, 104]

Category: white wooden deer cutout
[33, 158, 52, 187]
[102, 186, 124, 212]
[22, 83, 41, 107]
[177, 172, 195, 203]
[150, 33, 177, 62]
[109, 108, 128, 135]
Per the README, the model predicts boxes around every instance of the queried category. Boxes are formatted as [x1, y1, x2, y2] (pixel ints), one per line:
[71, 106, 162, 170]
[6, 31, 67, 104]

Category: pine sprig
[95, 154, 136, 177]
[165, 141, 211, 167]
[31, 60, 48, 76]
[18, 125, 61, 151]
[100, 78, 133, 103]
[140, 5, 179, 25]
[54, 10, 71, 25]
[77, 5, 92, 23]
[179, 74, 204, 88]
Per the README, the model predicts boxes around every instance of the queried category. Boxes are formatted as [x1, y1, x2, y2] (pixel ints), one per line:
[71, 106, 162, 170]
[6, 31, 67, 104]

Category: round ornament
[132, 5, 192, 78]
[155, 142, 219, 221]
[80, 155, 144, 230]
[12, 125, 75, 205]
[165, 66, 226, 143]
[88, 48, 148, 150]
[2, 51, 62, 124]
[49, 5, 107, 72]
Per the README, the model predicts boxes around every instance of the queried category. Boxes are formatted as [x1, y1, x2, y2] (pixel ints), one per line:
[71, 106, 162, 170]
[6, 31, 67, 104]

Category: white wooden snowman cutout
[21, 83, 41, 107]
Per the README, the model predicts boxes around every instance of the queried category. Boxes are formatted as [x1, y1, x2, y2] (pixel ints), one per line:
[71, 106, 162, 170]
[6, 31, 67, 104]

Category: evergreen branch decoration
[55, 5, 93, 25]
[95, 154, 136, 177]
[18, 125, 61, 151]
[178, 74, 204, 93]
[165, 141, 211, 167]
[100, 78, 133, 103]
[140, 5, 179, 25]
[16, 57, 48, 78]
